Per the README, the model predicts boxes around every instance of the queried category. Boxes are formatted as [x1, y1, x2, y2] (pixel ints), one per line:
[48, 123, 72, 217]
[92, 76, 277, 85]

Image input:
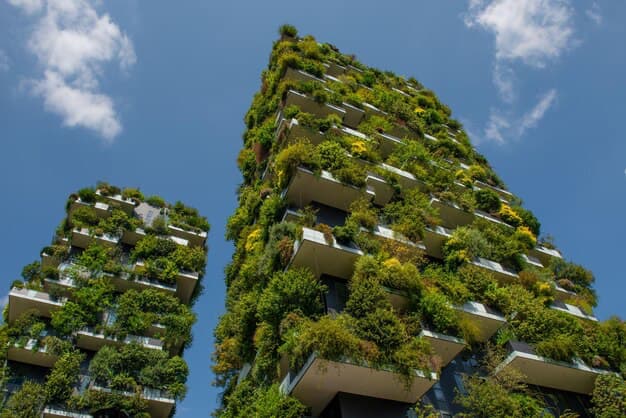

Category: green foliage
[474, 189, 502, 213]
[419, 291, 459, 334]
[77, 187, 97, 203]
[383, 188, 439, 242]
[170, 201, 211, 233]
[145, 195, 166, 208]
[121, 187, 144, 201]
[257, 268, 325, 328]
[535, 334, 577, 362]
[592, 374, 626, 418]
[90, 343, 189, 398]
[0, 381, 46, 418]
[218, 381, 305, 418]
[45, 351, 84, 403]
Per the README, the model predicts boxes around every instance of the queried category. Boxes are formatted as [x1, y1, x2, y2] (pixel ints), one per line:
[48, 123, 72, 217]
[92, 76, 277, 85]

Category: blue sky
[0, 0, 624, 415]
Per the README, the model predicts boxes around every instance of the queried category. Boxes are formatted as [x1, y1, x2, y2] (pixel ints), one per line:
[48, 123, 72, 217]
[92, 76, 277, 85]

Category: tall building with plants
[213, 25, 625, 418]
[0, 183, 209, 418]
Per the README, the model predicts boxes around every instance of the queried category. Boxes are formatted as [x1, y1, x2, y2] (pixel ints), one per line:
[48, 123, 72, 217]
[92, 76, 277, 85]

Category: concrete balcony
[375, 132, 404, 158]
[167, 225, 207, 248]
[90, 385, 175, 418]
[283, 67, 326, 84]
[7, 287, 65, 322]
[362, 102, 387, 118]
[521, 254, 544, 269]
[284, 166, 374, 212]
[71, 228, 119, 249]
[430, 197, 473, 229]
[341, 102, 365, 128]
[95, 190, 137, 214]
[456, 301, 506, 342]
[7, 338, 60, 368]
[284, 90, 346, 121]
[42, 407, 93, 418]
[323, 62, 347, 77]
[550, 301, 598, 322]
[365, 172, 393, 206]
[69, 199, 110, 218]
[528, 245, 563, 267]
[278, 117, 328, 147]
[470, 257, 519, 283]
[280, 353, 437, 416]
[474, 181, 514, 203]
[379, 163, 426, 192]
[554, 284, 578, 302]
[289, 226, 362, 280]
[496, 341, 607, 395]
[133, 261, 197, 304]
[419, 329, 465, 367]
[75, 328, 164, 352]
[422, 224, 453, 259]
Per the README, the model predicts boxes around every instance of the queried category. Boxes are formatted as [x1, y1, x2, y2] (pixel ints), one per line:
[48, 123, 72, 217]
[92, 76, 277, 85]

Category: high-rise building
[0, 183, 209, 418]
[213, 26, 624, 418]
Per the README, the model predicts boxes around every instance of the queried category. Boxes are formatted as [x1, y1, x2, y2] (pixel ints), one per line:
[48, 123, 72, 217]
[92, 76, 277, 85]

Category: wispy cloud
[0, 50, 9, 72]
[585, 1, 602, 25]
[482, 89, 557, 144]
[464, 1, 574, 143]
[9, 0, 135, 142]
[518, 89, 557, 137]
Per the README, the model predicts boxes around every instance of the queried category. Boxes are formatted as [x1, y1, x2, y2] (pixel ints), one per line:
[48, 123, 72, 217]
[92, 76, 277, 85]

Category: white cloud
[518, 89, 557, 137]
[33, 70, 121, 140]
[482, 89, 557, 144]
[466, 0, 575, 67]
[0, 50, 9, 72]
[586, 1, 602, 25]
[7, 0, 43, 15]
[466, 0, 575, 101]
[9, 0, 135, 141]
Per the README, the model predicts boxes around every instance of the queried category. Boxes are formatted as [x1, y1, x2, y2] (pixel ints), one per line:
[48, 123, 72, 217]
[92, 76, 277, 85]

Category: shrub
[535, 334, 577, 362]
[383, 188, 439, 242]
[273, 139, 320, 188]
[0, 381, 46, 418]
[474, 189, 502, 213]
[257, 268, 325, 327]
[592, 374, 626, 418]
[77, 187, 97, 203]
[420, 291, 459, 335]
[146, 195, 166, 208]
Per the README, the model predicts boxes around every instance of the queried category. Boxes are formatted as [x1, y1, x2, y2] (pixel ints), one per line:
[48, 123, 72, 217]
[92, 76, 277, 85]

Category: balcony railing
[470, 257, 519, 283]
[71, 228, 119, 249]
[550, 301, 598, 322]
[95, 190, 137, 213]
[7, 338, 60, 368]
[75, 327, 164, 352]
[90, 383, 174, 418]
[280, 352, 437, 416]
[42, 406, 93, 418]
[495, 341, 608, 395]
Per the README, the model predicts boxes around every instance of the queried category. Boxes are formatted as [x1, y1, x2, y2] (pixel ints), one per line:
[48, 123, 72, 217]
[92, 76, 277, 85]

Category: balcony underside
[282, 354, 437, 416]
[284, 167, 372, 212]
[457, 302, 506, 342]
[420, 330, 465, 367]
[497, 351, 605, 395]
[8, 289, 63, 322]
[289, 227, 362, 280]
[7, 346, 59, 368]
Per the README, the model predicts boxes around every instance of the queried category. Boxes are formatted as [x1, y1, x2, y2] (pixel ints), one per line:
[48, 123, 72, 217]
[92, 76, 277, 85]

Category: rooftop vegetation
[1, 183, 208, 416]
[214, 25, 624, 416]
